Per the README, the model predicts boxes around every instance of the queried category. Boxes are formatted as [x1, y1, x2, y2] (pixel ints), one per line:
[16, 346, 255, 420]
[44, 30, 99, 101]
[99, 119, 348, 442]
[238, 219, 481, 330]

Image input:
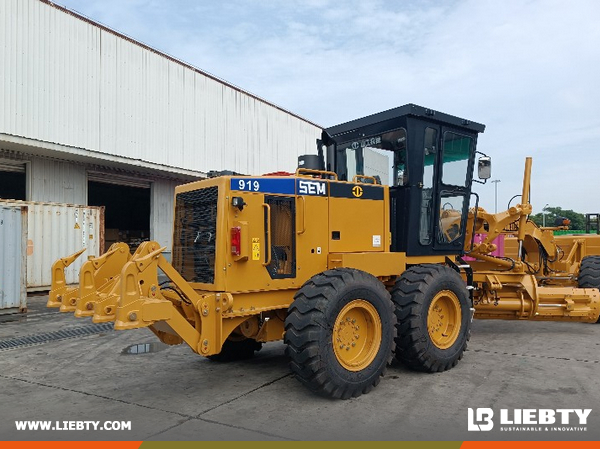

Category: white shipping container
[0, 200, 104, 290]
[0, 205, 27, 312]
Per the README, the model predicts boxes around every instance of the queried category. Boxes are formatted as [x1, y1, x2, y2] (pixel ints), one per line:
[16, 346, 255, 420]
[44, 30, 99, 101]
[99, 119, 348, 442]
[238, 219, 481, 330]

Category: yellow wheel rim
[333, 299, 382, 372]
[428, 290, 461, 350]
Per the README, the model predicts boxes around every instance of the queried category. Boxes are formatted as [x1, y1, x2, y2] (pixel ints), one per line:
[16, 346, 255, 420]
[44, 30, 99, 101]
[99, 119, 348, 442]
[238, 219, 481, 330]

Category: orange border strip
[2, 442, 142, 449]
[462, 442, 599, 449]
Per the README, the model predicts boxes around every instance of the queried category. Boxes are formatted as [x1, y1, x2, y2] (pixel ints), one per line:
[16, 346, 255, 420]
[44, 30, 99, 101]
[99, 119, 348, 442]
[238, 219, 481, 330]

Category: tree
[530, 207, 585, 230]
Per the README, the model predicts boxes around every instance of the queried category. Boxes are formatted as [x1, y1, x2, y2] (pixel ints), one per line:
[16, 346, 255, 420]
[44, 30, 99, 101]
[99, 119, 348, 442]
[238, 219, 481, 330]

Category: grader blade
[74, 243, 130, 317]
[47, 248, 87, 310]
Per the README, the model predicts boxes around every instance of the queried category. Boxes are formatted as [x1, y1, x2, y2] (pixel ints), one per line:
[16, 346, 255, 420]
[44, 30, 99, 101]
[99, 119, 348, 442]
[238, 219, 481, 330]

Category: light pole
[542, 203, 549, 227]
[491, 179, 501, 213]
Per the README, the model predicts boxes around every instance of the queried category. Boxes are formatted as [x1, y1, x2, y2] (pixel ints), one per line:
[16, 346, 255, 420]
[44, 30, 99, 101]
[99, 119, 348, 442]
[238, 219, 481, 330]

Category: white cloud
[56, 0, 600, 213]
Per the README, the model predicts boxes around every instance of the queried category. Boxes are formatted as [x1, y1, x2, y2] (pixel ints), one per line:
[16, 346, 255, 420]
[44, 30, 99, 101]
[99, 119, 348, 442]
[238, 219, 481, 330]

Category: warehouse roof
[40, 0, 322, 129]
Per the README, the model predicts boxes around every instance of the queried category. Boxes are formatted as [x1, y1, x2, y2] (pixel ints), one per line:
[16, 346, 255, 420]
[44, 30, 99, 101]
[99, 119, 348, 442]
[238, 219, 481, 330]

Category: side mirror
[478, 156, 491, 180]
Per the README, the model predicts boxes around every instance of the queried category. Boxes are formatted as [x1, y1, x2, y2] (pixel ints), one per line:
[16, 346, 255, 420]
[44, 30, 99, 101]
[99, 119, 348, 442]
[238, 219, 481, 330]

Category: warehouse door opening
[88, 175, 150, 253]
[0, 162, 26, 200]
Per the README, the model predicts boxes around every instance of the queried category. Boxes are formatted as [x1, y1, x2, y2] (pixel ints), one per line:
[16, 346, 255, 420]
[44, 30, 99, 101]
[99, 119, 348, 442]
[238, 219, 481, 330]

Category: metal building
[0, 0, 321, 254]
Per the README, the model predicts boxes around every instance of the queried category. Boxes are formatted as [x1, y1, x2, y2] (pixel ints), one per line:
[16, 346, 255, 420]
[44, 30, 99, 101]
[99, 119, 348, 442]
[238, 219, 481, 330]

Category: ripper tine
[48, 248, 87, 309]
[74, 243, 130, 318]
[92, 292, 120, 323]
[91, 242, 161, 323]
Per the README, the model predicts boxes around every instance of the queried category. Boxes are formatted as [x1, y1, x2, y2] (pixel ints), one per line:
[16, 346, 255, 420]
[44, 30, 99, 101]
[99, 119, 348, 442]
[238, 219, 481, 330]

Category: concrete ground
[1, 295, 599, 441]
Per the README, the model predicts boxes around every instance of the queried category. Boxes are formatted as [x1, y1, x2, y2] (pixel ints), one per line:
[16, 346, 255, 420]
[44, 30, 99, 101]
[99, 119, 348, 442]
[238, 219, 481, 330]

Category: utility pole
[542, 203, 549, 227]
[491, 179, 501, 213]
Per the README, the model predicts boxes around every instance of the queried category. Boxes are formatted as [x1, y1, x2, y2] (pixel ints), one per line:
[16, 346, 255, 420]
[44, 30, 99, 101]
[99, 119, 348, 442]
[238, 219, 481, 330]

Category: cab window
[437, 194, 466, 244]
[441, 132, 472, 187]
[337, 129, 407, 186]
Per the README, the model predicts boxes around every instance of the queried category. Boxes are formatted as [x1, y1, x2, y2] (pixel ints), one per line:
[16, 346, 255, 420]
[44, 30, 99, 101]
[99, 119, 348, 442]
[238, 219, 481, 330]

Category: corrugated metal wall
[0, 0, 322, 176]
[1, 151, 185, 252]
[29, 157, 87, 204]
[150, 178, 182, 257]
[0, 205, 27, 312]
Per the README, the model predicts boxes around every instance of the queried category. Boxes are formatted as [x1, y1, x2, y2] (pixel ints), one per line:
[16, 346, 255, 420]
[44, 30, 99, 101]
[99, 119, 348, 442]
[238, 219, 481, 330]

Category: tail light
[231, 226, 241, 256]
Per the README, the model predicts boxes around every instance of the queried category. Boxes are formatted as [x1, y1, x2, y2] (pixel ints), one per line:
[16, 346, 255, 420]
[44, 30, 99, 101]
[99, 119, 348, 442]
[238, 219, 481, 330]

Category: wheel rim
[427, 290, 461, 350]
[333, 299, 382, 372]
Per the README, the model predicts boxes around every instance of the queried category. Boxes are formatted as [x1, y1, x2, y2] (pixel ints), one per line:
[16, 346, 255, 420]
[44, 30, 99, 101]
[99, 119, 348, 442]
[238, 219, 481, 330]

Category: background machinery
[48, 104, 600, 399]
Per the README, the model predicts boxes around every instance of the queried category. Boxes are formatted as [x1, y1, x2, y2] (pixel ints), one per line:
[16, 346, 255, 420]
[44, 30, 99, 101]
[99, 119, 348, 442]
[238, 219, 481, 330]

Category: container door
[0, 206, 27, 313]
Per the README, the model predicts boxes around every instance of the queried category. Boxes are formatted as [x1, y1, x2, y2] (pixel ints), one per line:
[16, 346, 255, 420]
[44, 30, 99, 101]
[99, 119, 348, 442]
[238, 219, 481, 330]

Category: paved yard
[1, 296, 599, 441]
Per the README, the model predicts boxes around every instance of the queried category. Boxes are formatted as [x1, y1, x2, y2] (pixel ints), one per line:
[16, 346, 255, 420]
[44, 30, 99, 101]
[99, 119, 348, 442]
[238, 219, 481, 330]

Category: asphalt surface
[1, 296, 599, 441]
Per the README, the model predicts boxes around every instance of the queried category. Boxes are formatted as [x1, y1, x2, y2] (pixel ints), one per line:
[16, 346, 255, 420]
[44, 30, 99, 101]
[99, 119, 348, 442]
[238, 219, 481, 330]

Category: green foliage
[530, 206, 586, 230]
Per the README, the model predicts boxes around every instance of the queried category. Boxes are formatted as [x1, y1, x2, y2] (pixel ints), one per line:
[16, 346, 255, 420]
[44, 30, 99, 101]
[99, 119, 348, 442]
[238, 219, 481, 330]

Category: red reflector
[231, 226, 241, 256]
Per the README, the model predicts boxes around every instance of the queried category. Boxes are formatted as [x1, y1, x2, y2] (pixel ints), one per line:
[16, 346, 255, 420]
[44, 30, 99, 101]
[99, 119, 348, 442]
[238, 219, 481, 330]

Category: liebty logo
[468, 408, 494, 431]
[468, 408, 592, 432]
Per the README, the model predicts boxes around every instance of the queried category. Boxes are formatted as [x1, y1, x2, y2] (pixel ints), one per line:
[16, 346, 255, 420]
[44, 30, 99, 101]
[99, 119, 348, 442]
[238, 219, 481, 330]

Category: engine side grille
[173, 187, 218, 284]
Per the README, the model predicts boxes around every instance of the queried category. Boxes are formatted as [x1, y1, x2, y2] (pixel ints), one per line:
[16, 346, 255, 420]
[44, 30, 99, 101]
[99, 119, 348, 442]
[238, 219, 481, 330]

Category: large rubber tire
[284, 268, 396, 399]
[207, 338, 262, 362]
[578, 256, 600, 323]
[392, 264, 471, 372]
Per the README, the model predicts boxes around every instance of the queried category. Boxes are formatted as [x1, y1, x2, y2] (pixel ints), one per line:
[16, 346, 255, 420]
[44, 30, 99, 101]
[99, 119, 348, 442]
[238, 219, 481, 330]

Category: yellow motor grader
[48, 104, 600, 399]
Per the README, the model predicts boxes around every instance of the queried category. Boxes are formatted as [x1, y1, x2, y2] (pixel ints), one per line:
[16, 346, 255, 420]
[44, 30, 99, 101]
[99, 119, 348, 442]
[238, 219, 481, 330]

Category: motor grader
[48, 104, 600, 399]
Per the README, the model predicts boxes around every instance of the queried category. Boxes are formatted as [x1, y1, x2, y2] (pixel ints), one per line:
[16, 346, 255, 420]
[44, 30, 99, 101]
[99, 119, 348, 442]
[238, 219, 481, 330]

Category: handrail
[295, 168, 338, 180]
[352, 174, 378, 184]
[297, 196, 306, 235]
[262, 203, 272, 266]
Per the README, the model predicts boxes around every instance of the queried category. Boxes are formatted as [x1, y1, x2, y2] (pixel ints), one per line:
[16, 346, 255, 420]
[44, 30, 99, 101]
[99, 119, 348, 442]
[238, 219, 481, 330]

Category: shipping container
[0, 205, 27, 313]
[0, 200, 104, 290]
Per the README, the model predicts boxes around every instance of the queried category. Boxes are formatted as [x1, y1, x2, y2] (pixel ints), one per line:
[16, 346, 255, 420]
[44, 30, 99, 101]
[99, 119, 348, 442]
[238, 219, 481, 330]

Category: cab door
[431, 129, 475, 252]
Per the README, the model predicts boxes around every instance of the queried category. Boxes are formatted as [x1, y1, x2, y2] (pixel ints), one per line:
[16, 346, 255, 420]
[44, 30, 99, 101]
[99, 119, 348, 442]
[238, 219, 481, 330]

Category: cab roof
[324, 103, 486, 139]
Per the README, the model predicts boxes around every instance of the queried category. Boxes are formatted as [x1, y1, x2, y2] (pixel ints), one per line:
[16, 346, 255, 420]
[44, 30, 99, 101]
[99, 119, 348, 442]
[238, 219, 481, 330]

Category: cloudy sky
[56, 0, 600, 214]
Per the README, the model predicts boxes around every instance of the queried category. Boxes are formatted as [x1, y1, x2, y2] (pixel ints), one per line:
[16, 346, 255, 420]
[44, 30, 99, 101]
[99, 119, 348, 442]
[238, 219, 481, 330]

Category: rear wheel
[207, 338, 262, 362]
[392, 264, 471, 372]
[284, 268, 396, 399]
[578, 256, 600, 323]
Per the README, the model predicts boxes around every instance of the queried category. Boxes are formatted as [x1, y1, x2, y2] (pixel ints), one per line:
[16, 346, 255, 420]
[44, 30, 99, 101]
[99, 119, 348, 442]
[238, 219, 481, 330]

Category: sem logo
[468, 408, 494, 431]
[298, 180, 326, 196]
[352, 185, 363, 197]
[349, 137, 382, 150]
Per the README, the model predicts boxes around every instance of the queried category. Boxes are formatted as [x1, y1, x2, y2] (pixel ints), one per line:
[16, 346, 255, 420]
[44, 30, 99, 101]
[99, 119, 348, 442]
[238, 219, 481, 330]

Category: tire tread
[391, 264, 470, 372]
[284, 268, 396, 399]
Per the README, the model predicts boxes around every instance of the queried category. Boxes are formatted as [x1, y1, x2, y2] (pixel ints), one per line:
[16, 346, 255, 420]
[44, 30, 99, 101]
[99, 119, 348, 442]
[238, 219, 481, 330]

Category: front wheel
[578, 256, 600, 323]
[392, 264, 471, 372]
[284, 268, 396, 399]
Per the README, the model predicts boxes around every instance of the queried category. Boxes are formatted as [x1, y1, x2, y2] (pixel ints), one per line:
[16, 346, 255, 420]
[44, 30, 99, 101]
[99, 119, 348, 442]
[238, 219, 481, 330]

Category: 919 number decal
[238, 179, 260, 192]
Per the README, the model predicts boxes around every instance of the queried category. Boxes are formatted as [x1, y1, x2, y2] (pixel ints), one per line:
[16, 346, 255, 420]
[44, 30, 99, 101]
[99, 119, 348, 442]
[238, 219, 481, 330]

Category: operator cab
[319, 104, 488, 257]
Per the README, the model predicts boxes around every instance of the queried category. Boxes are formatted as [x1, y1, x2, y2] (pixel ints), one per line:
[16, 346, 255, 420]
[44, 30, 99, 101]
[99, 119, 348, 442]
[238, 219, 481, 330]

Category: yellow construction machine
[48, 104, 600, 399]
